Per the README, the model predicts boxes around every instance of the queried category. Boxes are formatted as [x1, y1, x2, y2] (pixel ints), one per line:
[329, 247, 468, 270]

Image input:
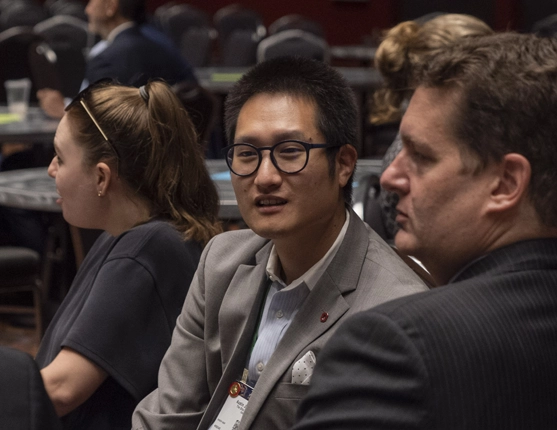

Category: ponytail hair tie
[139, 85, 149, 102]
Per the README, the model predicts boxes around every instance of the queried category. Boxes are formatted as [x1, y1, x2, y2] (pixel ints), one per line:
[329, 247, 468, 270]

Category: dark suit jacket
[294, 238, 557, 429]
[0, 347, 61, 430]
[86, 26, 195, 87]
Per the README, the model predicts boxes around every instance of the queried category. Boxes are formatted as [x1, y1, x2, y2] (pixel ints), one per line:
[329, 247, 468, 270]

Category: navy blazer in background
[0, 346, 61, 430]
[86, 25, 196, 87]
[294, 239, 557, 429]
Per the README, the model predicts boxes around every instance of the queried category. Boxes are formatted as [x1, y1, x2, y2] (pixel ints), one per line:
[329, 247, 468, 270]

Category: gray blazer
[132, 209, 428, 430]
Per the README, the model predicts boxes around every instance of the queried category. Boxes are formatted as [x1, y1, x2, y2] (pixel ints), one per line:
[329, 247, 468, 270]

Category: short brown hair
[414, 32, 557, 228]
[66, 80, 222, 244]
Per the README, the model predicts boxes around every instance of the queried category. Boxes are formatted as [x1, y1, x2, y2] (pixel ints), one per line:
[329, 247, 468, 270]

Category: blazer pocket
[274, 381, 310, 400]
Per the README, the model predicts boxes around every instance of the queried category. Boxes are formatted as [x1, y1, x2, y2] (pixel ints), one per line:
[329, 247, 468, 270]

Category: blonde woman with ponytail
[35, 79, 221, 430]
[373, 14, 493, 240]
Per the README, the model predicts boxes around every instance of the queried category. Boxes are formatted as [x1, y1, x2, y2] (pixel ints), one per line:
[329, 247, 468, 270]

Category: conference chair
[47, 0, 88, 22]
[34, 15, 93, 97]
[180, 25, 215, 67]
[0, 247, 44, 338]
[0, 26, 62, 103]
[268, 14, 325, 39]
[532, 14, 557, 37]
[152, 1, 179, 30]
[257, 29, 330, 63]
[214, 4, 266, 65]
[0, 1, 48, 31]
[160, 4, 216, 67]
[173, 80, 218, 147]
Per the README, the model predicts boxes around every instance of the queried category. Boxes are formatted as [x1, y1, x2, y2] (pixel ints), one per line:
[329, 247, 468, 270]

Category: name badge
[209, 380, 253, 430]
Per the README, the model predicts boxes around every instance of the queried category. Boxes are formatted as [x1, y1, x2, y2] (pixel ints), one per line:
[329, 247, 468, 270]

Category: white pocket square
[291, 350, 316, 385]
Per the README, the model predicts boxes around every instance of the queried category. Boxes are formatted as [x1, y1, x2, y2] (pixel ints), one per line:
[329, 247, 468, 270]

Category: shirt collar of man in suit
[266, 209, 350, 291]
[106, 21, 135, 44]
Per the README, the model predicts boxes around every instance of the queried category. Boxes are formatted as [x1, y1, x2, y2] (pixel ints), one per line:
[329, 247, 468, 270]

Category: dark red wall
[146, 0, 532, 46]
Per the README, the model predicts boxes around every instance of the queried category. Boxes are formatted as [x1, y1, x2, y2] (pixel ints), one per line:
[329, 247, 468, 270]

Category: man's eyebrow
[401, 133, 429, 151]
[235, 131, 310, 144]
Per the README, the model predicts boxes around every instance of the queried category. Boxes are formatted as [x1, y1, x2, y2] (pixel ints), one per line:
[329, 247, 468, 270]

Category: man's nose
[380, 150, 409, 196]
[254, 153, 282, 187]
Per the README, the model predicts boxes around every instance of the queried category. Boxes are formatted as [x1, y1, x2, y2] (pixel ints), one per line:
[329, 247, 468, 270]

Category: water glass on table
[4, 78, 31, 120]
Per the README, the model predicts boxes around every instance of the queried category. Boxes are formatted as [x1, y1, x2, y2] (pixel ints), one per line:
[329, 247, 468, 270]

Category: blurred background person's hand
[37, 88, 65, 119]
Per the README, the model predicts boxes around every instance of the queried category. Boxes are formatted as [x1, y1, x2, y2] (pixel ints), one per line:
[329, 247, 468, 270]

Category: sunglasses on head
[66, 78, 121, 161]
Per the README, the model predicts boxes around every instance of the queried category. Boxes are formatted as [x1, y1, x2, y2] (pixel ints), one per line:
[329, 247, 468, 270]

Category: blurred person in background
[38, 0, 196, 119]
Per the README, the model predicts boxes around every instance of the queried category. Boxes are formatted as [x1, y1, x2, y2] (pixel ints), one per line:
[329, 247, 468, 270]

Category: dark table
[330, 45, 376, 66]
[0, 106, 59, 144]
[0, 159, 383, 220]
[194, 66, 382, 94]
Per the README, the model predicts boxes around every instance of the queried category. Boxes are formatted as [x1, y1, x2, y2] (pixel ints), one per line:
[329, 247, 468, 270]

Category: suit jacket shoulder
[86, 26, 191, 86]
[294, 238, 557, 429]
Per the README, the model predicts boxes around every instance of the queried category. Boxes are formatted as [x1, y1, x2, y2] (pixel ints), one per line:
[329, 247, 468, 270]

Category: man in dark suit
[0, 346, 61, 429]
[293, 32, 557, 429]
[38, 0, 195, 118]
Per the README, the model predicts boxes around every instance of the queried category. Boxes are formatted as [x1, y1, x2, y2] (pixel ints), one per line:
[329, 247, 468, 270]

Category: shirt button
[257, 362, 264, 372]
[276, 310, 284, 319]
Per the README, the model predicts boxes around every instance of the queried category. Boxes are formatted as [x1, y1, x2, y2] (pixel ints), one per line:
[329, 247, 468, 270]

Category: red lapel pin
[320, 312, 329, 323]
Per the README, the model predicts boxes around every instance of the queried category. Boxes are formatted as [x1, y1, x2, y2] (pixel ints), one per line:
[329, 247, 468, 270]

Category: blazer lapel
[198, 243, 272, 429]
[239, 209, 370, 428]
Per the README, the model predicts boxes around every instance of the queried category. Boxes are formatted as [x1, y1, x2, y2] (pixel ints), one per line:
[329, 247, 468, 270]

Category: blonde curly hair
[370, 14, 493, 125]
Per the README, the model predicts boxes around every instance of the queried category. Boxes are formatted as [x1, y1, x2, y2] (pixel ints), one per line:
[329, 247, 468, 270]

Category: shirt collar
[266, 209, 350, 291]
[106, 21, 135, 44]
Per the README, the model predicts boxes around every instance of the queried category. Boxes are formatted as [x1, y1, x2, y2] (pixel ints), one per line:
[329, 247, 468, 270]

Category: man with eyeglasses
[132, 56, 428, 430]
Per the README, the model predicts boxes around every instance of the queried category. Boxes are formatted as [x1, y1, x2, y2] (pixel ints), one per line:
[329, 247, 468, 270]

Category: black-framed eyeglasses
[66, 78, 121, 161]
[222, 140, 336, 177]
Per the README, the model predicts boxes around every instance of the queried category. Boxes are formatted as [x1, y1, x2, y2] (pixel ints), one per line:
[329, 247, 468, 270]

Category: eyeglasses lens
[227, 141, 308, 176]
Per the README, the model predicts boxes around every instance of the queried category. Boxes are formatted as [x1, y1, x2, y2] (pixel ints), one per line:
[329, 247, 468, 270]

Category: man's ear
[96, 162, 112, 197]
[105, 0, 118, 17]
[485, 153, 531, 214]
[337, 144, 357, 188]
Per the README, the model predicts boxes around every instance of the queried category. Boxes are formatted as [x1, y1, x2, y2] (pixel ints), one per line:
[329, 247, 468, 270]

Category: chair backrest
[47, 0, 87, 22]
[162, 3, 211, 47]
[152, 1, 179, 30]
[268, 14, 325, 39]
[532, 14, 557, 37]
[0, 27, 62, 103]
[220, 29, 260, 66]
[214, 4, 266, 48]
[352, 173, 389, 241]
[34, 15, 94, 51]
[257, 29, 330, 63]
[172, 80, 218, 146]
[180, 25, 215, 67]
[0, 1, 48, 31]
[34, 16, 92, 96]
